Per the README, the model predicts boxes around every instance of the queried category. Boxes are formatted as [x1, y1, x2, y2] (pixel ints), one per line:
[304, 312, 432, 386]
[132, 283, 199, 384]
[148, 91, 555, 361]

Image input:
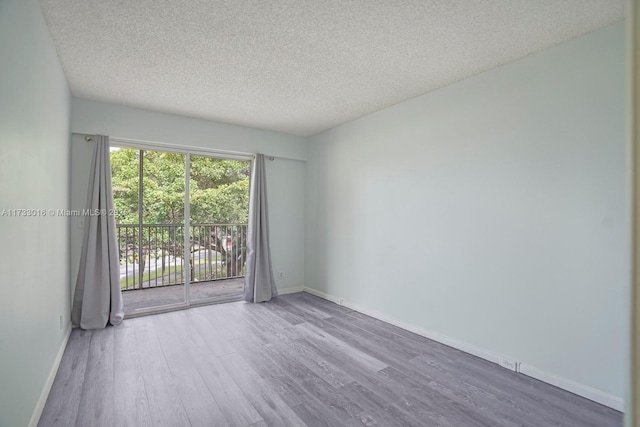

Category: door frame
[109, 137, 253, 317]
[629, 0, 639, 425]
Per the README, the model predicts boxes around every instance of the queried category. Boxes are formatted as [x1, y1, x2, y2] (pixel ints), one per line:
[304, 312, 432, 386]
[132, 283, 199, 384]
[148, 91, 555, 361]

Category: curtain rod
[76, 133, 278, 161]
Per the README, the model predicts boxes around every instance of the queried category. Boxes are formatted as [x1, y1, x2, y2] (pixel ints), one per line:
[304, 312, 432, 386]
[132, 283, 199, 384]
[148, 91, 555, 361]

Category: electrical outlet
[499, 357, 519, 372]
[278, 271, 283, 279]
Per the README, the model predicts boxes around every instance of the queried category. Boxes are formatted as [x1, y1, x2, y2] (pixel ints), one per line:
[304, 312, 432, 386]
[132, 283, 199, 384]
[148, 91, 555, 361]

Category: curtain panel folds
[72, 135, 124, 329]
[243, 154, 277, 303]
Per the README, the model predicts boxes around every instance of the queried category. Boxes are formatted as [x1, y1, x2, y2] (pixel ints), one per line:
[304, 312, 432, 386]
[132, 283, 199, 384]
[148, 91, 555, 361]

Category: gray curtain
[72, 135, 124, 329]
[244, 154, 277, 303]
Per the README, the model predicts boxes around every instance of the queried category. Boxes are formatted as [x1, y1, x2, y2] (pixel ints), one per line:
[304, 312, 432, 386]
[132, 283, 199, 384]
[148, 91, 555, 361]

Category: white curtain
[71, 135, 124, 329]
[243, 154, 277, 303]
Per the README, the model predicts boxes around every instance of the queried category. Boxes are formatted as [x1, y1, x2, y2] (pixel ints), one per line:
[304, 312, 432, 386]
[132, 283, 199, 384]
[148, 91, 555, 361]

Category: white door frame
[629, 0, 639, 425]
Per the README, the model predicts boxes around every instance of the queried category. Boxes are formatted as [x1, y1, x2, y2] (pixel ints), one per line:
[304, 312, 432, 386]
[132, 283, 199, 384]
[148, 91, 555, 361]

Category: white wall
[72, 99, 307, 161]
[0, 1, 71, 426]
[306, 22, 628, 406]
[69, 135, 93, 298]
[265, 157, 306, 291]
[70, 100, 306, 297]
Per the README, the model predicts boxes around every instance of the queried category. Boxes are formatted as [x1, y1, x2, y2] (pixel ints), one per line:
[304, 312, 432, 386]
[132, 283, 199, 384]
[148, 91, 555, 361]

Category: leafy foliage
[110, 148, 250, 225]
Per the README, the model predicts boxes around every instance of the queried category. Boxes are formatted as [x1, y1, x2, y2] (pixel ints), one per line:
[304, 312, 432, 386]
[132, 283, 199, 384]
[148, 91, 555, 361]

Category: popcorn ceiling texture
[39, 0, 623, 136]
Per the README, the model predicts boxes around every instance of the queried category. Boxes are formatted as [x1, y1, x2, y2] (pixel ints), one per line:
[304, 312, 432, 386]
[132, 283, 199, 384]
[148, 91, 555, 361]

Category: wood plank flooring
[39, 292, 623, 427]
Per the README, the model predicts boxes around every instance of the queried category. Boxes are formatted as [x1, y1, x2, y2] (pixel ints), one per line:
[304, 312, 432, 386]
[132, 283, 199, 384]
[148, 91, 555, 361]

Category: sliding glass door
[189, 155, 249, 304]
[110, 145, 249, 315]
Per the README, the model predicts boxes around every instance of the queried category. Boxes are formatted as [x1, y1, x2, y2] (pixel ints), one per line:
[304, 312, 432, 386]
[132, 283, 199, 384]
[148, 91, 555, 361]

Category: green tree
[189, 156, 250, 224]
[110, 149, 249, 225]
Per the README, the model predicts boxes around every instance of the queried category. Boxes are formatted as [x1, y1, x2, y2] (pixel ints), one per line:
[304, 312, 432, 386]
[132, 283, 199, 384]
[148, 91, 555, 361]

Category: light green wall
[71, 98, 307, 161]
[0, 1, 71, 426]
[306, 22, 628, 404]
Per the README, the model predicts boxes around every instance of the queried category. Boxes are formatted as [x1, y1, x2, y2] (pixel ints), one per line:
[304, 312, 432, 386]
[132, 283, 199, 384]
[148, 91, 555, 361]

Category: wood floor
[39, 292, 623, 427]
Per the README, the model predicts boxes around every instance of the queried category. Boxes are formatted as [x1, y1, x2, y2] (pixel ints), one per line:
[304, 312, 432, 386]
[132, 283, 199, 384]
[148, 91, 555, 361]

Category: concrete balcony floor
[122, 277, 244, 313]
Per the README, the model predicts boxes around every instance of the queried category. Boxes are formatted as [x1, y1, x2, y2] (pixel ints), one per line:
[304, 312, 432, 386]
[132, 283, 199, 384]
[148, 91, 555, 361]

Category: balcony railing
[116, 223, 248, 291]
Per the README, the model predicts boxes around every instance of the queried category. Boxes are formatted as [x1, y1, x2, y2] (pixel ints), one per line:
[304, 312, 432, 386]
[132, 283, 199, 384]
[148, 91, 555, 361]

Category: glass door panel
[112, 147, 141, 295]
[189, 155, 250, 303]
[112, 148, 187, 313]
[111, 146, 250, 314]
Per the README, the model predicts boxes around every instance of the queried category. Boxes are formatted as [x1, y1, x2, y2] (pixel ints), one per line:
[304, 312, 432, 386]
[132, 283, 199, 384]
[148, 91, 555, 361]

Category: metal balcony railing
[116, 223, 248, 291]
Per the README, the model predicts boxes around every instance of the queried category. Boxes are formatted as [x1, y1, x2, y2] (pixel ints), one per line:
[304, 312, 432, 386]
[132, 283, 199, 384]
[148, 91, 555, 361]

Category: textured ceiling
[39, 0, 624, 136]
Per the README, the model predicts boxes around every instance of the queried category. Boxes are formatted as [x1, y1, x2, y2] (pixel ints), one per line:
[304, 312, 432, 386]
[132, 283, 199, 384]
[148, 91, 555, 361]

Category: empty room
[1, 0, 637, 426]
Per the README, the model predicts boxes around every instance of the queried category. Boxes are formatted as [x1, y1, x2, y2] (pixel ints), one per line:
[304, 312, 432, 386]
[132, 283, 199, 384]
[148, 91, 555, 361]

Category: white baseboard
[29, 324, 72, 427]
[277, 286, 304, 295]
[519, 364, 624, 411]
[303, 287, 624, 412]
[302, 287, 339, 302]
[303, 287, 504, 365]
